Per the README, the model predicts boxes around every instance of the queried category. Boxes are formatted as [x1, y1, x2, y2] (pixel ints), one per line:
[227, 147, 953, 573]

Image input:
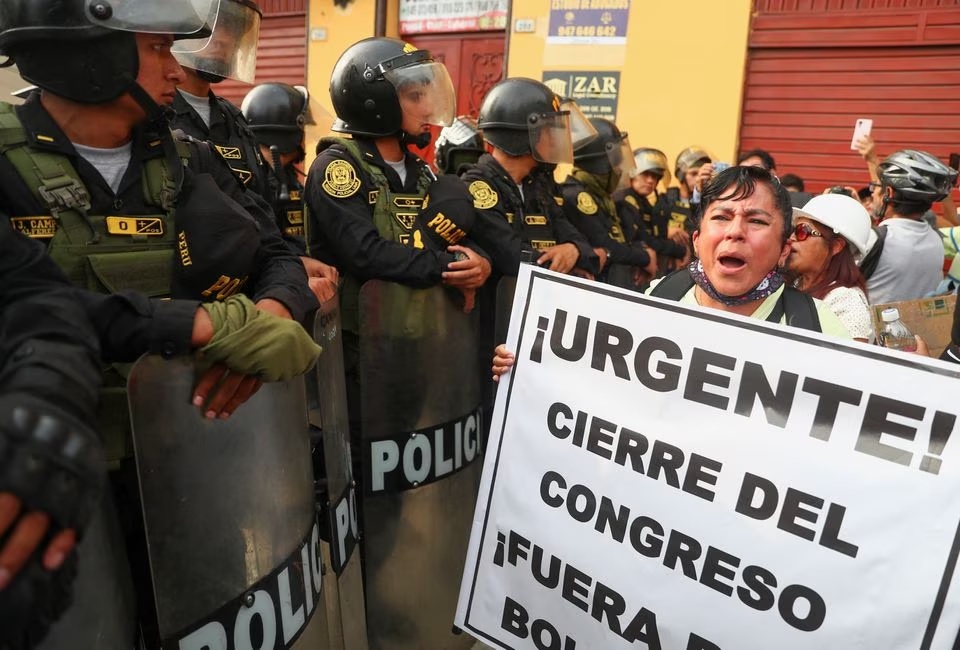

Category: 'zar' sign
[456, 265, 960, 649]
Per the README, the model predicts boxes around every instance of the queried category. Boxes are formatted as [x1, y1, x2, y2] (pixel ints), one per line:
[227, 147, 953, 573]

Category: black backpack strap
[767, 286, 822, 332]
[649, 268, 695, 299]
[858, 225, 887, 280]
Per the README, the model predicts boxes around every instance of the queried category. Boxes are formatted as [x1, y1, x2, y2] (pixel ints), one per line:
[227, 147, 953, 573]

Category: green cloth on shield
[200, 295, 322, 381]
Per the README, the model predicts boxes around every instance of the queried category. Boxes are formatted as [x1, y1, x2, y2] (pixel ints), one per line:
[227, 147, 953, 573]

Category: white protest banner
[455, 264, 960, 650]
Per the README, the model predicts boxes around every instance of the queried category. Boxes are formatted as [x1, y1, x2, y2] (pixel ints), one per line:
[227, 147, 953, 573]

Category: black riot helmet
[173, 0, 261, 84]
[573, 117, 635, 179]
[0, 0, 214, 106]
[329, 37, 455, 143]
[477, 78, 596, 164]
[241, 83, 309, 154]
[434, 116, 485, 175]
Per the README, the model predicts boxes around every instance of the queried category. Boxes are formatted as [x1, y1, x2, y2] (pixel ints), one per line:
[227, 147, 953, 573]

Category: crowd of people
[3, 0, 960, 647]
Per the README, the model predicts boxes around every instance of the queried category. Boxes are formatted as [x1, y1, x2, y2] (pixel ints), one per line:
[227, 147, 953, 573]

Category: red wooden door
[406, 33, 506, 167]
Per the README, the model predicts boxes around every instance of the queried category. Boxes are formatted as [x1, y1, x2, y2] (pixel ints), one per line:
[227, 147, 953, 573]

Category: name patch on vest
[106, 216, 164, 236]
[577, 191, 598, 215]
[468, 180, 498, 210]
[215, 145, 243, 160]
[394, 196, 424, 209]
[10, 216, 57, 239]
[288, 189, 301, 201]
[530, 239, 557, 251]
[322, 159, 361, 198]
[525, 215, 548, 226]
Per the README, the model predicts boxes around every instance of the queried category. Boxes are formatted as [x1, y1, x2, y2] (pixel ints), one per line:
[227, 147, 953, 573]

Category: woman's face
[693, 182, 790, 297]
[786, 217, 833, 280]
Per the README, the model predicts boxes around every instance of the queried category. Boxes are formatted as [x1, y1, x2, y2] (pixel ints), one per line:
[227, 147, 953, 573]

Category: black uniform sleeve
[459, 169, 525, 275]
[199, 147, 318, 322]
[0, 228, 101, 425]
[305, 149, 455, 288]
[561, 186, 650, 268]
[75, 290, 198, 363]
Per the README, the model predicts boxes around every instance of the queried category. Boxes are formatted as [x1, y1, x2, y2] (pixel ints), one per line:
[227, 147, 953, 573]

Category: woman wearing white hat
[785, 193, 874, 340]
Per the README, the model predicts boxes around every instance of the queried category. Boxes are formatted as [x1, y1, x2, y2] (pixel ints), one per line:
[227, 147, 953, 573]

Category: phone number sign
[547, 0, 630, 45]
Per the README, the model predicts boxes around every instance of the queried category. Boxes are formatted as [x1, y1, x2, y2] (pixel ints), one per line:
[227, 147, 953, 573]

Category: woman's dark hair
[697, 165, 793, 243]
[801, 221, 868, 300]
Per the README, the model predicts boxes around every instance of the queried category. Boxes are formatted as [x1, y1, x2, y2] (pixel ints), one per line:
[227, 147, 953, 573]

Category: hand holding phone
[850, 118, 873, 151]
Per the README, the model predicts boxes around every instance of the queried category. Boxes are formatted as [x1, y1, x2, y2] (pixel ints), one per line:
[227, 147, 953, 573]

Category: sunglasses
[793, 223, 823, 241]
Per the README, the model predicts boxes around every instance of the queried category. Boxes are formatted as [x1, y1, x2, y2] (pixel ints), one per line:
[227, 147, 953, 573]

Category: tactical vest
[475, 164, 561, 252]
[567, 170, 627, 244]
[0, 103, 192, 466]
[316, 136, 433, 333]
[269, 165, 306, 241]
[0, 103, 184, 298]
[665, 187, 696, 232]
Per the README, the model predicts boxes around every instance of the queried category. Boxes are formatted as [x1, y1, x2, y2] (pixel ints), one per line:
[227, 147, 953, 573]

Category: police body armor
[270, 163, 307, 242]
[308, 296, 369, 650]
[468, 162, 561, 254]
[316, 136, 432, 334]
[127, 357, 329, 649]
[563, 171, 634, 288]
[173, 92, 269, 197]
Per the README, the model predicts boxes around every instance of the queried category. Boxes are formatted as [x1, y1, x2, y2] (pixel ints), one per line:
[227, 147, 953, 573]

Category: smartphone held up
[850, 118, 873, 150]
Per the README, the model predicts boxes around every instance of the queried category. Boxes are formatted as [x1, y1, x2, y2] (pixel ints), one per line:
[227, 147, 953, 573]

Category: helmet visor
[386, 61, 456, 128]
[529, 112, 573, 164]
[610, 136, 635, 190]
[173, 0, 261, 83]
[561, 100, 597, 151]
[86, 0, 216, 35]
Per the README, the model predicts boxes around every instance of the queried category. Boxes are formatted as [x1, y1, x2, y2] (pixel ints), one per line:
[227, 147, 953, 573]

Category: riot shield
[36, 492, 136, 650]
[359, 282, 483, 650]
[308, 297, 369, 650]
[128, 356, 329, 649]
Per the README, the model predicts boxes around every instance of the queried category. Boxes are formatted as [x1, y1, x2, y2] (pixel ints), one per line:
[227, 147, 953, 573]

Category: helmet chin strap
[127, 82, 174, 129]
[400, 130, 432, 150]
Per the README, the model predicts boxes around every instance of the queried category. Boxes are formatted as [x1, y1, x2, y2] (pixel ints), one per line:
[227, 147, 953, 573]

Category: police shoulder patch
[577, 191, 598, 215]
[468, 180, 498, 210]
[322, 159, 362, 198]
[624, 195, 639, 210]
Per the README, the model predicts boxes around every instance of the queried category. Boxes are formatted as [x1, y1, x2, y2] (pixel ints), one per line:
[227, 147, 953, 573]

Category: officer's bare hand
[643, 245, 658, 278]
[301, 256, 339, 284]
[668, 225, 690, 247]
[308, 277, 338, 304]
[459, 287, 476, 314]
[695, 163, 715, 191]
[537, 243, 580, 274]
[442, 246, 491, 289]
[492, 344, 515, 383]
[193, 364, 264, 420]
[593, 247, 608, 272]
[0, 493, 75, 591]
[255, 298, 293, 320]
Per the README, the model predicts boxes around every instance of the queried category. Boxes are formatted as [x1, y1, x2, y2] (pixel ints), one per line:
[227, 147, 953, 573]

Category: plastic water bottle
[878, 308, 917, 352]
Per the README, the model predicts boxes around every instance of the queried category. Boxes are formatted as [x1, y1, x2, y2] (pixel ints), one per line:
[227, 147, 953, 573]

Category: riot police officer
[665, 145, 713, 249]
[462, 77, 599, 278]
[0, 1, 322, 645]
[613, 148, 688, 275]
[241, 82, 311, 245]
[562, 117, 657, 289]
[305, 37, 491, 328]
[170, 0, 269, 198]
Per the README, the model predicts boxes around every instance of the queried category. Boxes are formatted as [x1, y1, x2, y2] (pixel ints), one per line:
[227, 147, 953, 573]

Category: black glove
[0, 394, 106, 648]
[410, 175, 476, 252]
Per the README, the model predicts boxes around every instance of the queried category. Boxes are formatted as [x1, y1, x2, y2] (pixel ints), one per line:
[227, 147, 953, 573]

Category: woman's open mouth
[718, 254, 746, 271]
